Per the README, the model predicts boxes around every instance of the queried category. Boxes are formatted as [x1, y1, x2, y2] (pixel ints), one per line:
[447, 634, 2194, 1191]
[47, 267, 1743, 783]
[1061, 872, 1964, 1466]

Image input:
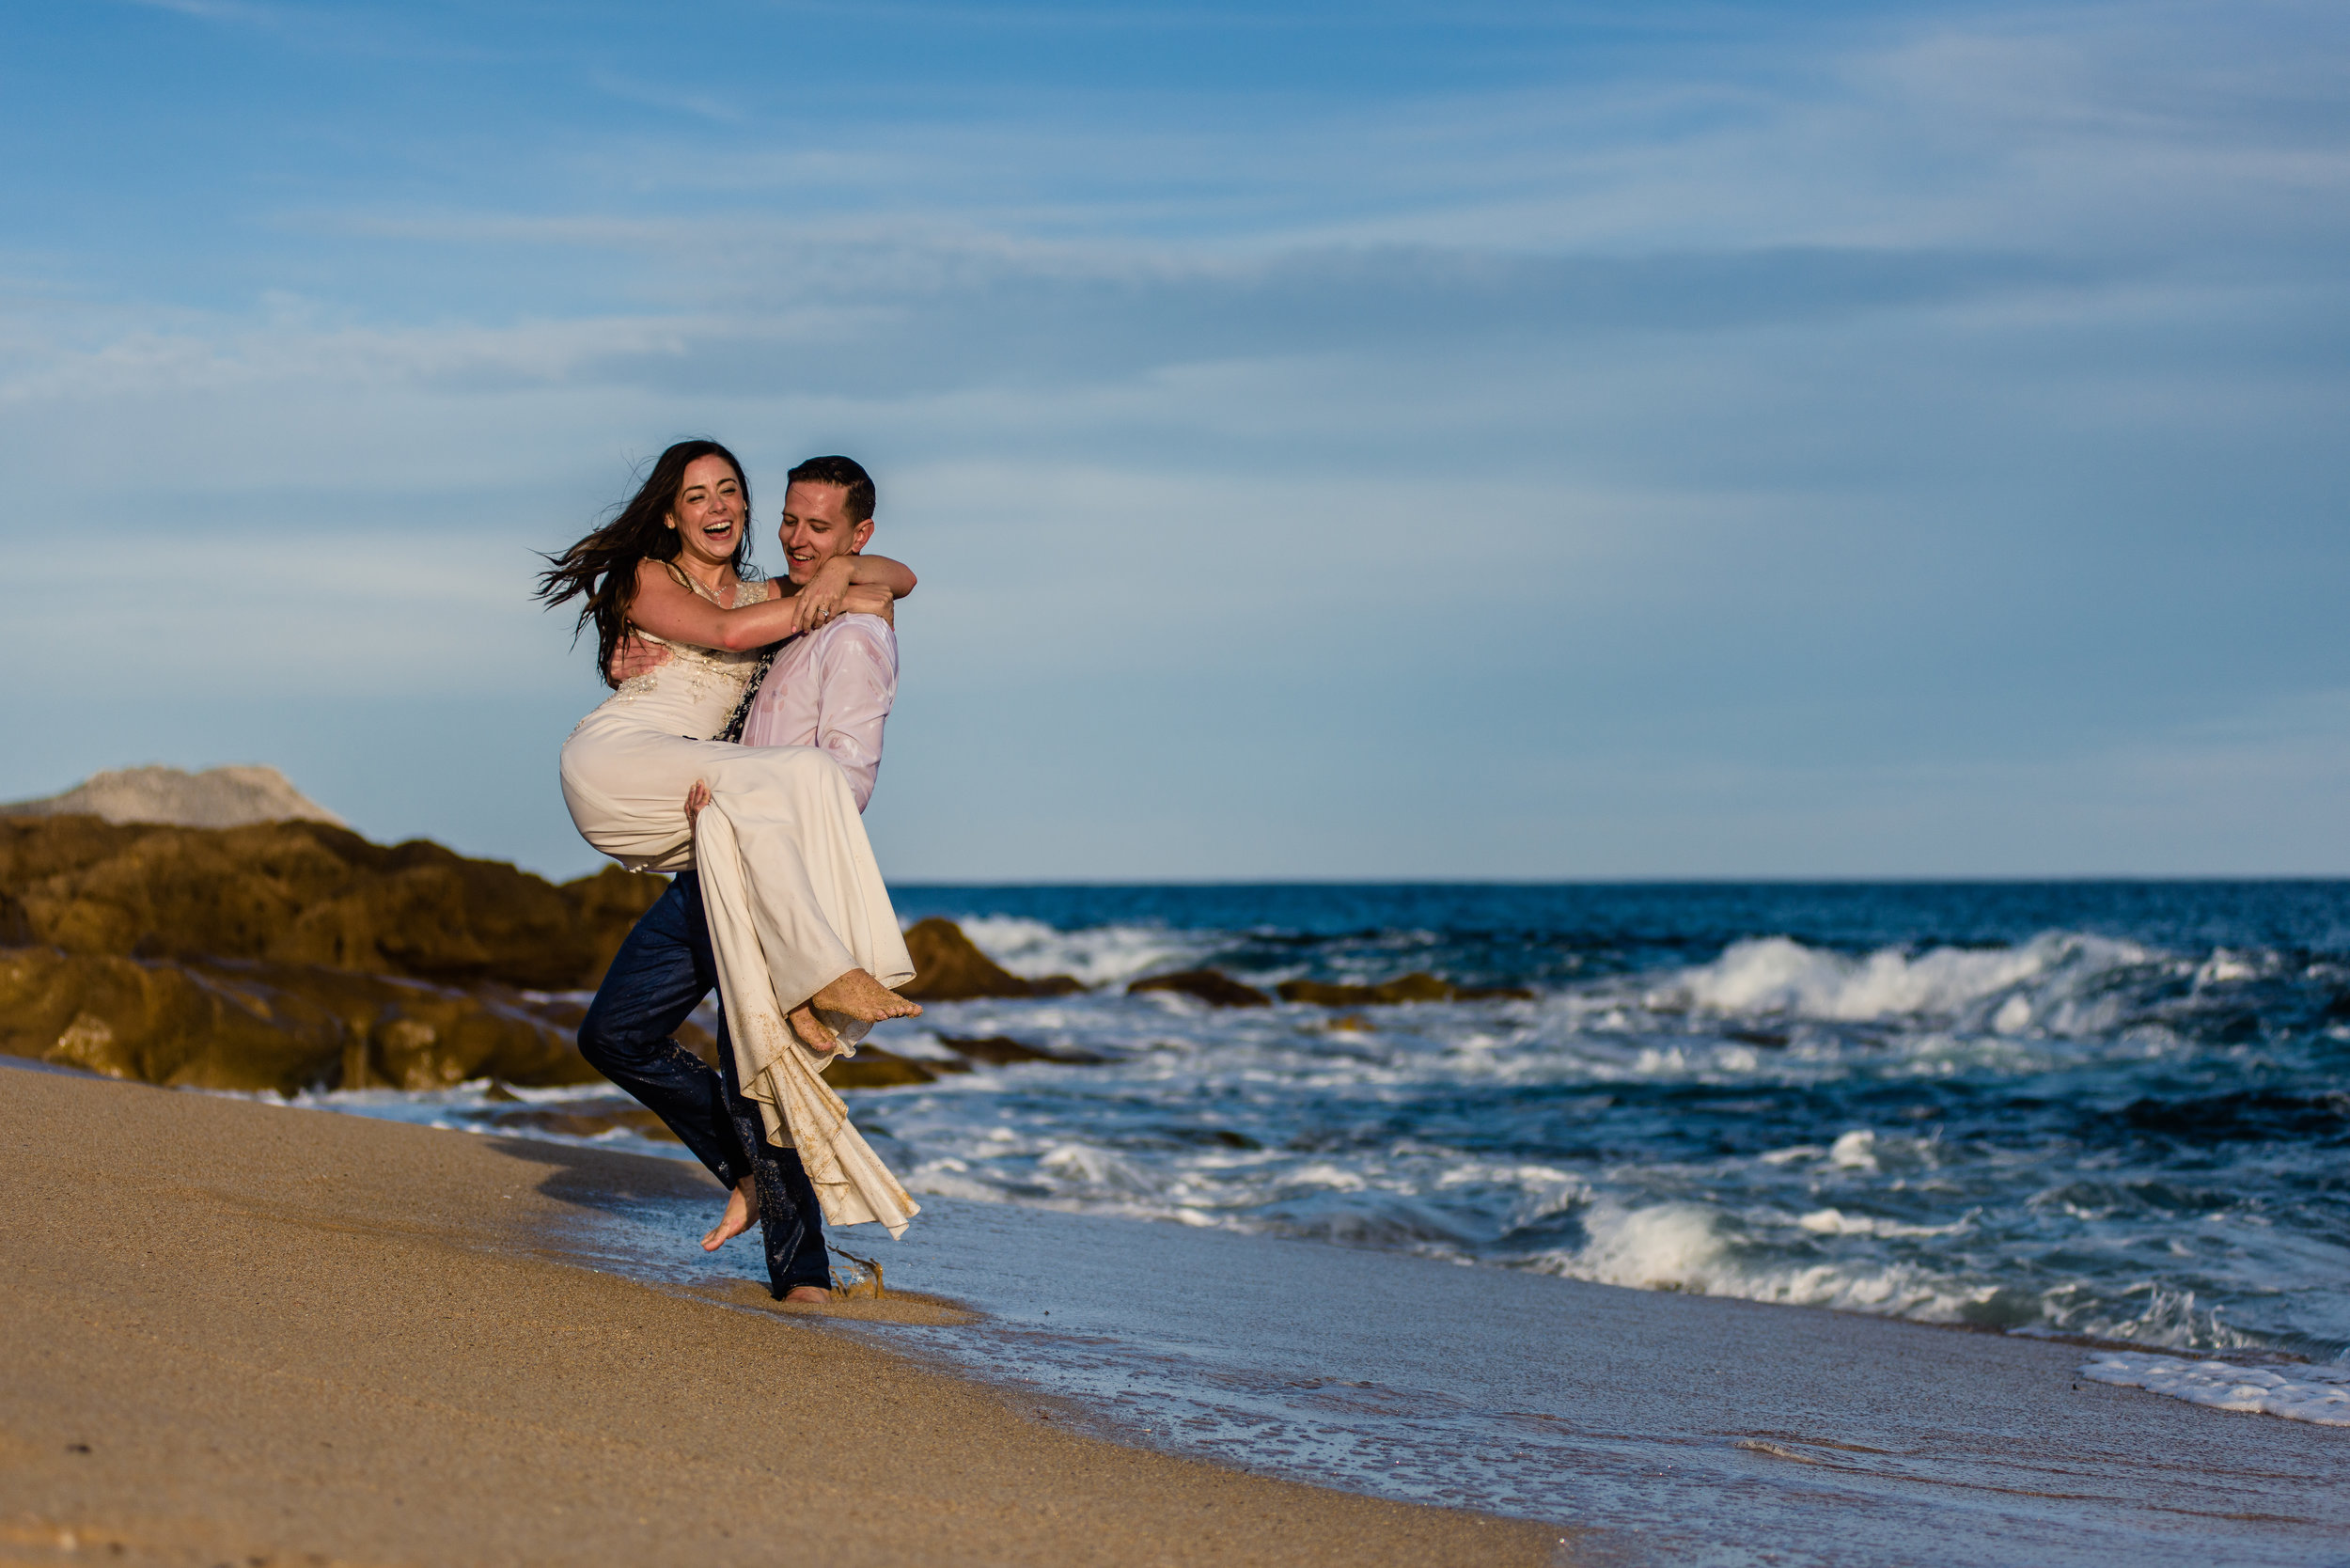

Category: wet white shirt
[737, 613, 897, 812]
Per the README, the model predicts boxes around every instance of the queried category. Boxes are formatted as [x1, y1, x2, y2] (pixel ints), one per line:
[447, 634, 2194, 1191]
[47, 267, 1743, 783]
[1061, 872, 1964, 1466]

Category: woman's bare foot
[809, 967, 923, 1024]
[788, 1002, 842, 1053]
[701, 1175, 757, 1251]
[781, 1285, 833, 1305]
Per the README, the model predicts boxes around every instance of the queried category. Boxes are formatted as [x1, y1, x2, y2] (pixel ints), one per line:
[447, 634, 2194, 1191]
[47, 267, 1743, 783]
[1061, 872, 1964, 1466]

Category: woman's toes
[789, 1006, 841, 1053]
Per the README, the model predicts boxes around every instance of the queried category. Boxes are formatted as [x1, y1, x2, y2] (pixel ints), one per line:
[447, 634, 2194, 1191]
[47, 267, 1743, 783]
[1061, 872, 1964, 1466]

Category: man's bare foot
[701, 1175, 757, 1251]
[789, 1002, 842, 1054]
[809, 967, 923, 1024]
[781, 1285, 832, 1305]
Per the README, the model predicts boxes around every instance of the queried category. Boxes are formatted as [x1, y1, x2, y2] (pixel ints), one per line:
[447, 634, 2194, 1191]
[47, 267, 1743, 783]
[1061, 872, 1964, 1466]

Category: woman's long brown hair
[536, 439, 753, 687]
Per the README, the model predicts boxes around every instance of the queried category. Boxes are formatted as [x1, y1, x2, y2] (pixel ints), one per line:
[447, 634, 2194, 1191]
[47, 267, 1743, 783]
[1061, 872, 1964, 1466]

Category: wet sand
[0, 1069, 1558, 1568]
[837, 1198, 2350, 1565]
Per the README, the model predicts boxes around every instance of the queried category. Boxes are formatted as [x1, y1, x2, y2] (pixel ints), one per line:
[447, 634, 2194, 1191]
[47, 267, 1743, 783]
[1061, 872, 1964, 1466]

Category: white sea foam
[948, 916, 1215, 988]
[1830, 1128, 1879, 1168]
[2078, 1353, 2350, 1426]
[1661, 930, 2159, 1029]
[1796, 1206, 1974, 1239]
[2034, 1283, 2273, 1355]
[1532, 1200, 1991, 1319]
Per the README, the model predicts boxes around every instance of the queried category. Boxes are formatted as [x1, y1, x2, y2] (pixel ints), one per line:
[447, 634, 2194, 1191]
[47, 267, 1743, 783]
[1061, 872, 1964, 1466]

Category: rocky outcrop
[899, 917, 1083, 1001]
[0, 823, 1166, 1097]
[0, 815, 674, 1093]
[1276, 972, 1536, 1006]
[1127, 969, 1272, 1008]
[0, 946, 598, 1094]
[0, 816, 666, 990]
[2, 764, 345, 828]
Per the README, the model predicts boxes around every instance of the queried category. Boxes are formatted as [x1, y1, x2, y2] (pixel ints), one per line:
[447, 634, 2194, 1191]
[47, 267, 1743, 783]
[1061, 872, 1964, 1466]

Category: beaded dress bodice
[590, 570, 774, 741]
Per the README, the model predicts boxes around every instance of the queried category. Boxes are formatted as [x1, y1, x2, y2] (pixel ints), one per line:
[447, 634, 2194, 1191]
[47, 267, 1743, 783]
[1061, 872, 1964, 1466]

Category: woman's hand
[684, 779, 711, 828]
[791, 556, 857, 635]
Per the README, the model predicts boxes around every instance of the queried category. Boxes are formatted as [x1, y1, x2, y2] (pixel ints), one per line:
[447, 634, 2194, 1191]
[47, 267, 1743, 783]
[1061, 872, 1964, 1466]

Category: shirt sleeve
[810, 616, 898, 812]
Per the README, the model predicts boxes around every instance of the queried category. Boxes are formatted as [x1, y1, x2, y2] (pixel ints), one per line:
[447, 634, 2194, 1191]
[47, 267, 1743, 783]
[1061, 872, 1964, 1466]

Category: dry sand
[0, 1069, 1559, 1568]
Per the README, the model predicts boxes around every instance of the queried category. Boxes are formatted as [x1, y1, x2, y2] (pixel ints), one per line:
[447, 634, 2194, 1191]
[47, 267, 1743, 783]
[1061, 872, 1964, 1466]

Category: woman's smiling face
[666, 453, 745, 568]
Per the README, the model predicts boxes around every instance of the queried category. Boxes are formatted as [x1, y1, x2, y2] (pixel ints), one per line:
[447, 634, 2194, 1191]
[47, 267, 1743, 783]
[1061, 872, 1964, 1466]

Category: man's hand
[608, 632, 672, 684]
[685, 779, 711, 827]
[791, 556, 857, 634]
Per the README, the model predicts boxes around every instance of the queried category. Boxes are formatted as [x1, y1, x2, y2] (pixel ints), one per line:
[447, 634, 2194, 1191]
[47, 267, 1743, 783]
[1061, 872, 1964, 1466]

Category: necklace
[666, 555, 738, 606]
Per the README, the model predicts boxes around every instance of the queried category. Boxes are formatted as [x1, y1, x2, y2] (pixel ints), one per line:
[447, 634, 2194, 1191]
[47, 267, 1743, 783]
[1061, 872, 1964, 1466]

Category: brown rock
[1127, 969, 1272, 1008]
[0, 816, 667, 990]
[674, 1016, 722, 1069]
[0, 947, 600, 1095]
[824, 1048, 942, 1090]
[486, 1100, 683, 1142]
[898, 917, 1082, 1001]
[561, 864, 678, 989]
[0, 889, 32, 947]
[1275, 972, 1536, 1006]
[937, 1034, 1108, 1066]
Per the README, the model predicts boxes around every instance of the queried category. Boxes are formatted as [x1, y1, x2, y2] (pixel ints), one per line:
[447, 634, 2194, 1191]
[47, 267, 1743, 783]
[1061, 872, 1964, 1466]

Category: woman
[539, 438, 922, 1244]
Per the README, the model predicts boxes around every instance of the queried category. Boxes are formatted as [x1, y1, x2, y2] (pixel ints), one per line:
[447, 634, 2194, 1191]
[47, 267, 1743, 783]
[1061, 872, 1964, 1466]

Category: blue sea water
[870, 881, 2350, 1364]
[328, 882, 2350, 1364]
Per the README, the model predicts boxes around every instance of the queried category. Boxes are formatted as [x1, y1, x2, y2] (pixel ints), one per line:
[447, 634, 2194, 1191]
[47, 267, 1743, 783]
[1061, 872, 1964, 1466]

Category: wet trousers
[575, 870, 830, 1295]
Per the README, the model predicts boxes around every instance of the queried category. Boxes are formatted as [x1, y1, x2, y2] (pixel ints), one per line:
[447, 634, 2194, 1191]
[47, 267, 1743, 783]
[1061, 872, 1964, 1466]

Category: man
[574, 455, 906, 1305]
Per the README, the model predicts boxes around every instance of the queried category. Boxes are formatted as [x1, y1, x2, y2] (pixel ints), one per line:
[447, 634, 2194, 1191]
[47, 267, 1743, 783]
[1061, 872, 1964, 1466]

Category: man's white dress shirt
[737, 613, 897, 812]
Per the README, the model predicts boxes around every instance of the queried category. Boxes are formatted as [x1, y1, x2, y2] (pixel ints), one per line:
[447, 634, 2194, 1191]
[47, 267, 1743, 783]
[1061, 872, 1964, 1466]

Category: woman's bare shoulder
[634, 557, 683, 590]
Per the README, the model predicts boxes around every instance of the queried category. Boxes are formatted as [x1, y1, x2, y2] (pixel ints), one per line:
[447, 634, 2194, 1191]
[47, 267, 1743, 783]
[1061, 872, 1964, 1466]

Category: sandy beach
[0, 1067, 1557, 1568]
[9, 1058, 2350, 1568]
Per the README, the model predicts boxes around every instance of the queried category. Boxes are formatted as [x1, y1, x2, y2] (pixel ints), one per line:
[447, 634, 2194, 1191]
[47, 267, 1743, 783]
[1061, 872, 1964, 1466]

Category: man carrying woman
[538, 443, 920, 1304]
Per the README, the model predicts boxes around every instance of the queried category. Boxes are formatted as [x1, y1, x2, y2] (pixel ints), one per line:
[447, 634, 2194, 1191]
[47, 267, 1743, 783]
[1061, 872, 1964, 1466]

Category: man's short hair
[787, 455, 875, 524]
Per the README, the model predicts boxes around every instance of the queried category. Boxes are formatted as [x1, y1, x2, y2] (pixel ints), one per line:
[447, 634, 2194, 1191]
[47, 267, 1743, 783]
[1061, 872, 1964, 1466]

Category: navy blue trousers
[576, 870, 831, 1296]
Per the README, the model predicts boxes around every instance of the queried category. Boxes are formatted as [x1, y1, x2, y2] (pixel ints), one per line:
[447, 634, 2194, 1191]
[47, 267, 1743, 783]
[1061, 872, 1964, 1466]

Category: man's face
[777, 481, 874, 584]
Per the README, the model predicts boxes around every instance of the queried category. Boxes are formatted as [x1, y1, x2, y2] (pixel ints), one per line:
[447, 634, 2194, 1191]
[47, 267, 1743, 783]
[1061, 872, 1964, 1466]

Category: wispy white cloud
[586, 71, 752, 129]
[116, 0, 277, 24]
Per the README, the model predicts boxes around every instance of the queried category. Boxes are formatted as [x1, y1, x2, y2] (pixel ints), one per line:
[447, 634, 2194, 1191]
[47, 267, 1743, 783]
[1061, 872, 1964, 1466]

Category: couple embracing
[539, 442, 925, 1305]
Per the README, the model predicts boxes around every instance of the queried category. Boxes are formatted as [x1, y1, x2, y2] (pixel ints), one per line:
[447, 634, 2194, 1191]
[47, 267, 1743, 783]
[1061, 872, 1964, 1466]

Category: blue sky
[3, 0, 2344, 880]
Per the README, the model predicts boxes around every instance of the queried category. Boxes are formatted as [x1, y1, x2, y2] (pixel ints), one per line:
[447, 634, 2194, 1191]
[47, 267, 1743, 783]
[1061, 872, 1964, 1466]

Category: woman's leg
[693, 747, 924, 1239]
[682, 773, 915, 1052]
[700, 746, 917, 1019]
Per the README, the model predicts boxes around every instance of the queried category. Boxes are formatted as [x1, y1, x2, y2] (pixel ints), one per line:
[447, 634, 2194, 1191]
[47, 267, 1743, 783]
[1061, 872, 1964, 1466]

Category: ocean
[872, 881, 2350, 1367]
[252, 880, 2350, 1562]
[306, 881, 2350, 1370]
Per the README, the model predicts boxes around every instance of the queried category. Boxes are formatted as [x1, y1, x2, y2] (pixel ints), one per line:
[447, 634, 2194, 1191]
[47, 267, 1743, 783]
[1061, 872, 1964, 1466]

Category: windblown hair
[537, 440, 753, 687]
[787, 454, 875, 524]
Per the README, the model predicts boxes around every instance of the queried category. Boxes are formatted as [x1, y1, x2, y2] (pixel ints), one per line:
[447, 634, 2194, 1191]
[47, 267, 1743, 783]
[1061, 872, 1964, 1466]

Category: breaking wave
[1662, 930, 2161, 1034]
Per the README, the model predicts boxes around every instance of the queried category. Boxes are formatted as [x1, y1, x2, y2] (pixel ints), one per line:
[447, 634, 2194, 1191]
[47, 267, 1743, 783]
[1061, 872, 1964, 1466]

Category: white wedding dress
[558, 573, 919, 1237]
